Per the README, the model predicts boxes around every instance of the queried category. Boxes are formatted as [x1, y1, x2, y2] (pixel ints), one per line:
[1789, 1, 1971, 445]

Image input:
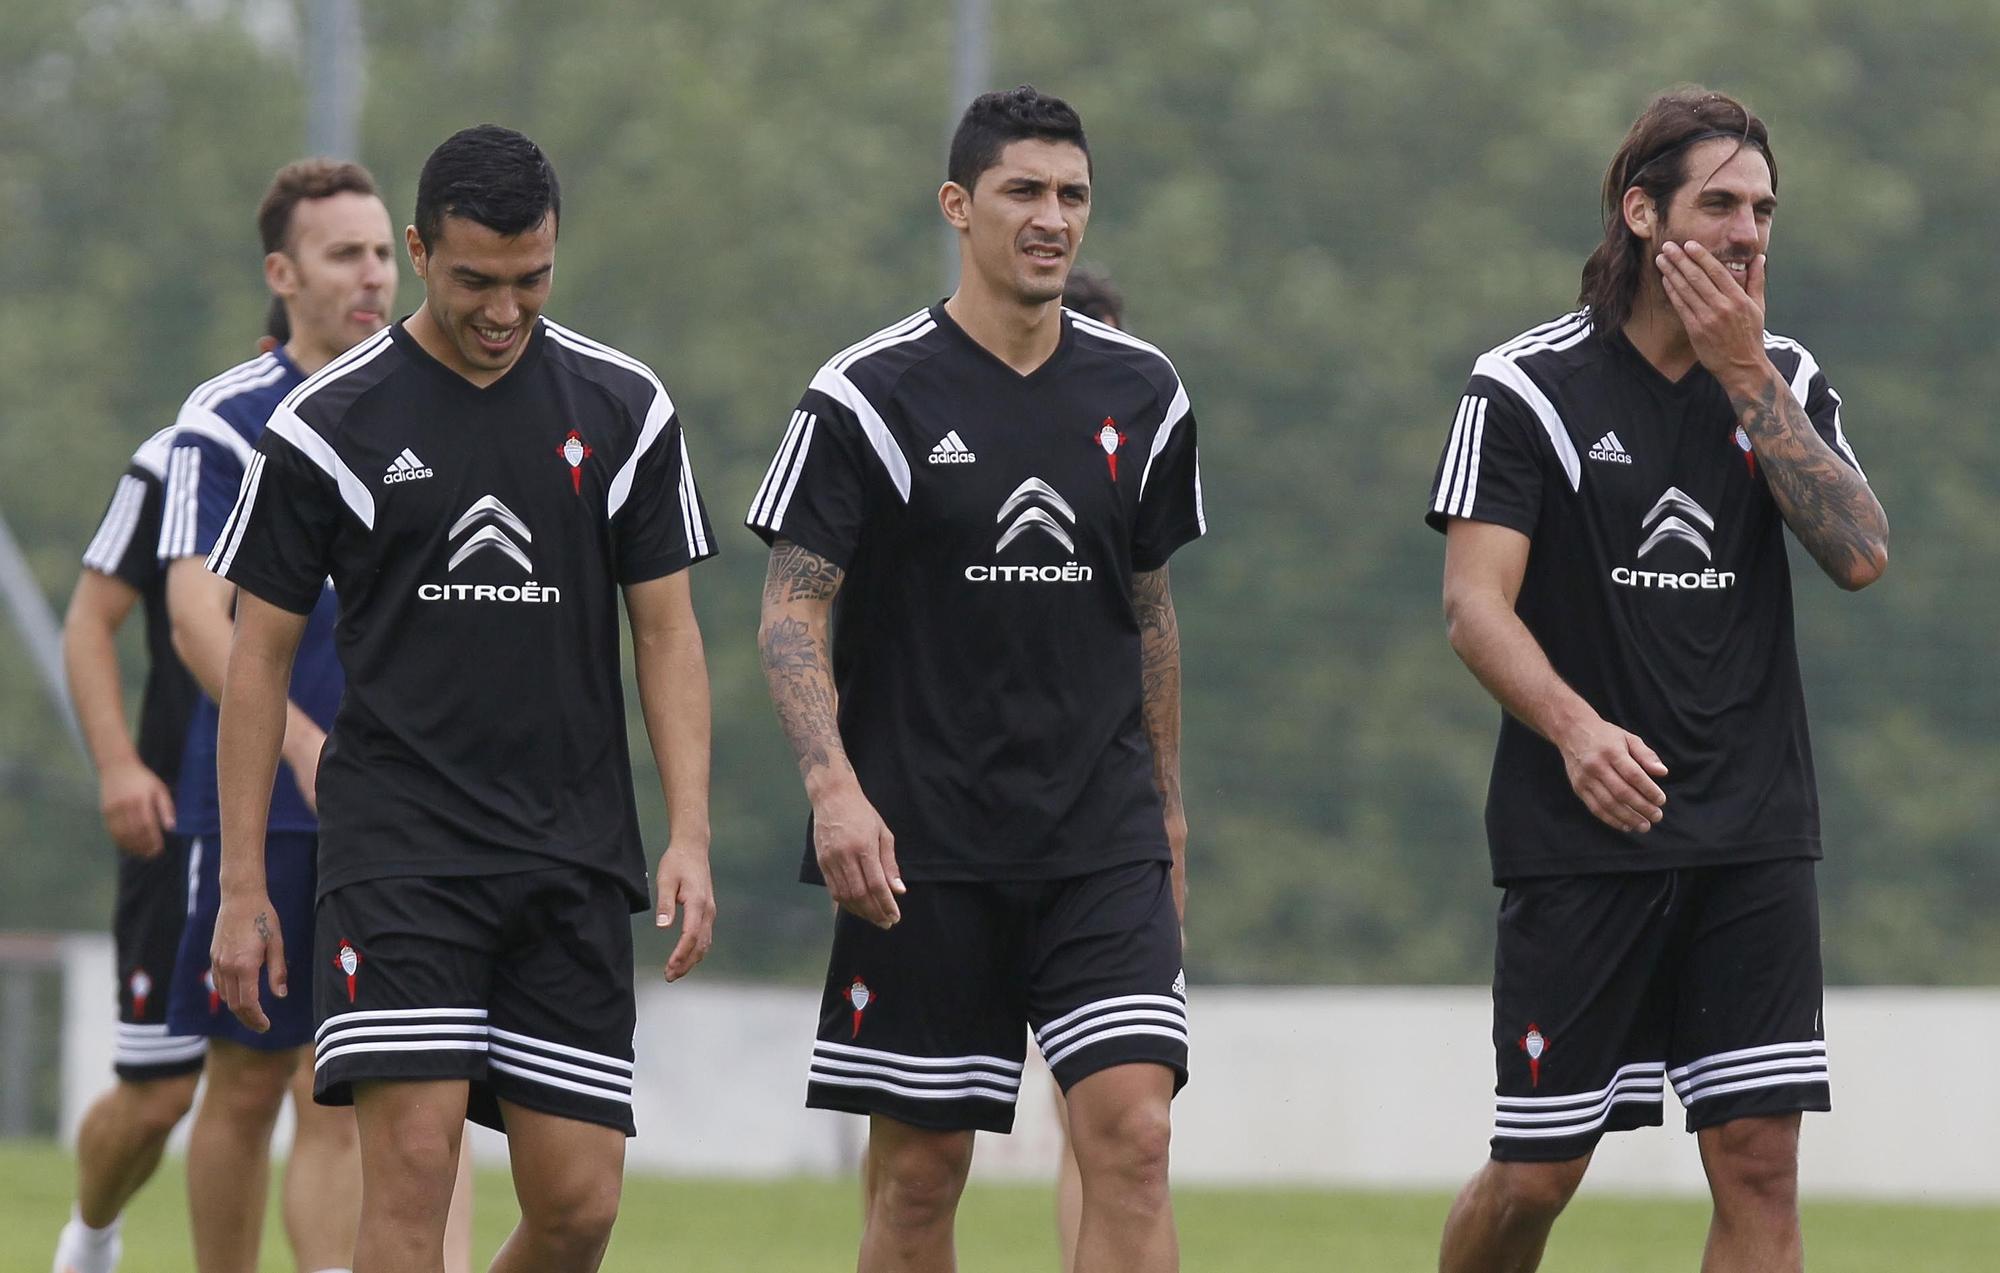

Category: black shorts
[807, 859, 1188, 1134]
[312, 867, 637, 1136]
[112, 835, 206, 1080]
[1488, 858, 1830, 1162]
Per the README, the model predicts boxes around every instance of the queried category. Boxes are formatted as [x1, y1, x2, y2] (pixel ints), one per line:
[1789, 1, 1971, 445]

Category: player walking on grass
[207, 124, 717, 1273]
[1427, 87, 1887, 1273]
[752, 86, 1202, 1273]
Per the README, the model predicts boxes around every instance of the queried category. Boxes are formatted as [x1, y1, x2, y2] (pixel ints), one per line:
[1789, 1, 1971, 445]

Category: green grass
[7, 1140, 1993, 1271]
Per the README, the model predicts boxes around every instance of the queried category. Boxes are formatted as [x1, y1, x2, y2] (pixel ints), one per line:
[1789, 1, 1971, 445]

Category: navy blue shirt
[158, 349, 344, 838]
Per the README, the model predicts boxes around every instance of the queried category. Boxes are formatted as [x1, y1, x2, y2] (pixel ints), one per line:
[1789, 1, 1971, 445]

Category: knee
[291, 1096, 359, 1155]
[1486, 1158, 1587, 1228]
[521, 1174, 622, 1255]
[128, 1074, 197, 1138]
[207, 1053, 294, 1123]
[872, 1135, 974, 1232]
[1073, 1098, 1173, 1193]
[1706, 1118, 1799, 1210]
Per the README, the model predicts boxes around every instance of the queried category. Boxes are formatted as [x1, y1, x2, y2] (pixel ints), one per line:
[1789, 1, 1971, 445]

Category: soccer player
[156, 157, 395, 1273]
[206, 124, 718, 1273]
[1426, 87, 1888, 1273]
[53, 430, 206, 1273]
[750, 86, 1201, 1273]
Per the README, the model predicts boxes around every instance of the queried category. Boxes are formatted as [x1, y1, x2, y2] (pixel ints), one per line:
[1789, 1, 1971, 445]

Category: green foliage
[2, 0, 1993, 981]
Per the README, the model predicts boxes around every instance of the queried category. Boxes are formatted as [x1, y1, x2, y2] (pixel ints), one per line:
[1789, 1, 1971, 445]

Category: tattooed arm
[757, 539, 904, 928]
[1132, 567, 1189, 922]
[1657, 241, 1889, 590]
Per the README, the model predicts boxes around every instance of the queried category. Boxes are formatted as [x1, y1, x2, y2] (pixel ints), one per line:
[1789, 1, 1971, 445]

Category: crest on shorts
[1518, 1023, 1550, 1088]
[557, 429, 593, 495]
[128, 967, 152, 1017]
[203, 968, 221, 1015]
[844, 976, 875, 1038]
[334, 941, 363, 1004]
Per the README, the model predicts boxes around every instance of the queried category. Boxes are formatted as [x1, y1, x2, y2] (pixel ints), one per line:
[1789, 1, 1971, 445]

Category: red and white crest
[1095, 418, 1127, 481]
[1518, 1023, 1550, 1088]
[203, 969, 220, 1015]
[333, 941, 363, 1004]
[557, 429, 594, 494]
[128, 968, 153, 1016]
[1733, 425, 1757, 477]
[844, 976, 875, 1038]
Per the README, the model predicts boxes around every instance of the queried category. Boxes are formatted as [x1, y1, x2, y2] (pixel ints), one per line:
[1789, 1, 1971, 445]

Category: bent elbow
[1841, 539, 1889, 591]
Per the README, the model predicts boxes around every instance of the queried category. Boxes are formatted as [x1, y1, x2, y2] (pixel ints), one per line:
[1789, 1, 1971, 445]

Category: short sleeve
[609, 412, 717, 585]
[207, 429, 343, 615]
[80, 466, 164, 590]
[1424, 382, 1544, 536]
[744, 390, 875, 568]
[1132, 394, 1205, 572]
[1796, 365, 1866, 481]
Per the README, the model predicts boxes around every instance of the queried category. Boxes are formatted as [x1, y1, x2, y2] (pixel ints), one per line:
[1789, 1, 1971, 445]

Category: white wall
[58, 936, 1998, 1201]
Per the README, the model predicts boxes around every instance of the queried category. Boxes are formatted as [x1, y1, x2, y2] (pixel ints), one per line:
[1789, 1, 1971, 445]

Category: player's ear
[404, 225, 428, 280]
[264, 250, 298, 299]
[938, 182, 972, 232]
[1620, 186, 1656, 244]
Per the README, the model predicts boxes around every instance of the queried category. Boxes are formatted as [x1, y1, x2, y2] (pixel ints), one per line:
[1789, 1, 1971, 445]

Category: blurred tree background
[3, 0, 1993, 984]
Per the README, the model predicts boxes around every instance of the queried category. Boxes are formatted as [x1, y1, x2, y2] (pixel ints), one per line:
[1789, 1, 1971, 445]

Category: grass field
[6, 1140, 1993, 1271]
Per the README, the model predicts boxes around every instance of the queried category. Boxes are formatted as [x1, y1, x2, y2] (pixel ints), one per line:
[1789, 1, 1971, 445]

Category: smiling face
[268, 191, 396, 368]
[1628, 137, 1776, 288]
[406, 211, 557, 379]
[944, 138, 1092, 308]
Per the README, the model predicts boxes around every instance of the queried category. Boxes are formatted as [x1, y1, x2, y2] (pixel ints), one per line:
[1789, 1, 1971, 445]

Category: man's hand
[211, 889, 284, 1032]
[100, 758, 176, 858]
[1556, 715, 1669, 834]
[813, 782, 904, 929]
[281, 719, 327, 814]
[1656, 241, 1771, 392]
[655, 842, 716, 982]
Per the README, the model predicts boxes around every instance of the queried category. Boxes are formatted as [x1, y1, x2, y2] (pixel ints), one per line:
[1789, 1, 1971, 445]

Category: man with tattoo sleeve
[749, 86, 1201, 1273]
[1427, 88, 1887, 1273]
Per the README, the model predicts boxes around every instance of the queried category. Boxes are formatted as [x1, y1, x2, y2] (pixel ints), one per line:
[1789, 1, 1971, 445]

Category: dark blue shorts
[167, 832, 319, 1051]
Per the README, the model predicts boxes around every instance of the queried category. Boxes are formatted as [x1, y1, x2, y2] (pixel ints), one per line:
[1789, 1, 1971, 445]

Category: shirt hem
[1490, 837, 1821, 886]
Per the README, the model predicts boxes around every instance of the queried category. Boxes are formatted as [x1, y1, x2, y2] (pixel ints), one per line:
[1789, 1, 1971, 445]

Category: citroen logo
[1637, 487, 1714, 561]
[995, 478, 1077, 554]
[448, 495, 534, 573]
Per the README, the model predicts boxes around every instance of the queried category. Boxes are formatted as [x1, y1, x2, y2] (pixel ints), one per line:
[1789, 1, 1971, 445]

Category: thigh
[1669, 859, 1829, 1131]
[113, 835, 207, 1079]
[485, 869, 638, 1137]
[1027, 861, 1188, 1095]
[807, 882, 1030, 1134]
[313, 874, 498, 1114]
[1488, 871, 1678, 1162]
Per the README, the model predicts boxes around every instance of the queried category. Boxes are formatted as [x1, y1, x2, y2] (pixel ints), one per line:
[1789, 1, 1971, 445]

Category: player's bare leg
[72, 1071, 199, 1225]
[1697, 1114, 1803, 1273]
[1051, 1086, 1082, 1273]
[1438, 1153, 1591, 1273]
[184, 1040, 297, 1273]
[1065, 1062, 1177, 1273]
[490, 1101, 624, 1273]
[859, 1116, 975, 1273]
[282, 1056, 360, 1273]
[443, 1137, 475, 1273]
[350, 1079, 466, 1273]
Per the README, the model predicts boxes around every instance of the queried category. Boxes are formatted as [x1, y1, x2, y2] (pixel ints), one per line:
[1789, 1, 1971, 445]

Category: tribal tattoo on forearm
[1132, 566, 1185, 816]
[759, 542, 850, 779]
[1730, 372, 1889, 588]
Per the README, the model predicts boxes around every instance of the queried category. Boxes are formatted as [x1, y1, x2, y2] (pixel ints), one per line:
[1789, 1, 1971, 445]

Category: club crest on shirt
[1733, 425, 1757, 477]
[844, 976, 875, 1038]
[1095, 417, 1126, 481]
[1518, 1023, 1550, 1087]
[557, 429, 593, 494]
[334, 940, 363, 1003]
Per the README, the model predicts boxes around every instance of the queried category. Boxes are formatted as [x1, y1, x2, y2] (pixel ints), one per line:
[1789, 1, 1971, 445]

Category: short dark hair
[263, 295, 290, 345]
[947, 85, 1089, 191]
[1063, 264, 1124, 327]
[413, 125, 561, 250]
[1579, 87, 1775, 338]
[257, 158, 378, 255]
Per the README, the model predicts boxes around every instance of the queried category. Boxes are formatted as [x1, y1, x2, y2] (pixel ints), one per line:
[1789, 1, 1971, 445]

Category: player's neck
[943, 281, 1063, 376]
[283, 334, 339, 377]
[1621, 284, 1699, 381]
[403, 303, 519, 388]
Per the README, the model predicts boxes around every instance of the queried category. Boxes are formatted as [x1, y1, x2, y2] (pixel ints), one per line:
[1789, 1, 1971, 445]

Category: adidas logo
[928, 431, 976, 464]
[1587, 431, 1634, 464]
[383, 448, 434, 484]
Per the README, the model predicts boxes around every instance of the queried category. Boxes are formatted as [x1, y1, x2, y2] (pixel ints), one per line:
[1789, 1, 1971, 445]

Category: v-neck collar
[1607, 325, 1711, 399]
[390, 315, 547, 394]
[930, 302, 1074, 385]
